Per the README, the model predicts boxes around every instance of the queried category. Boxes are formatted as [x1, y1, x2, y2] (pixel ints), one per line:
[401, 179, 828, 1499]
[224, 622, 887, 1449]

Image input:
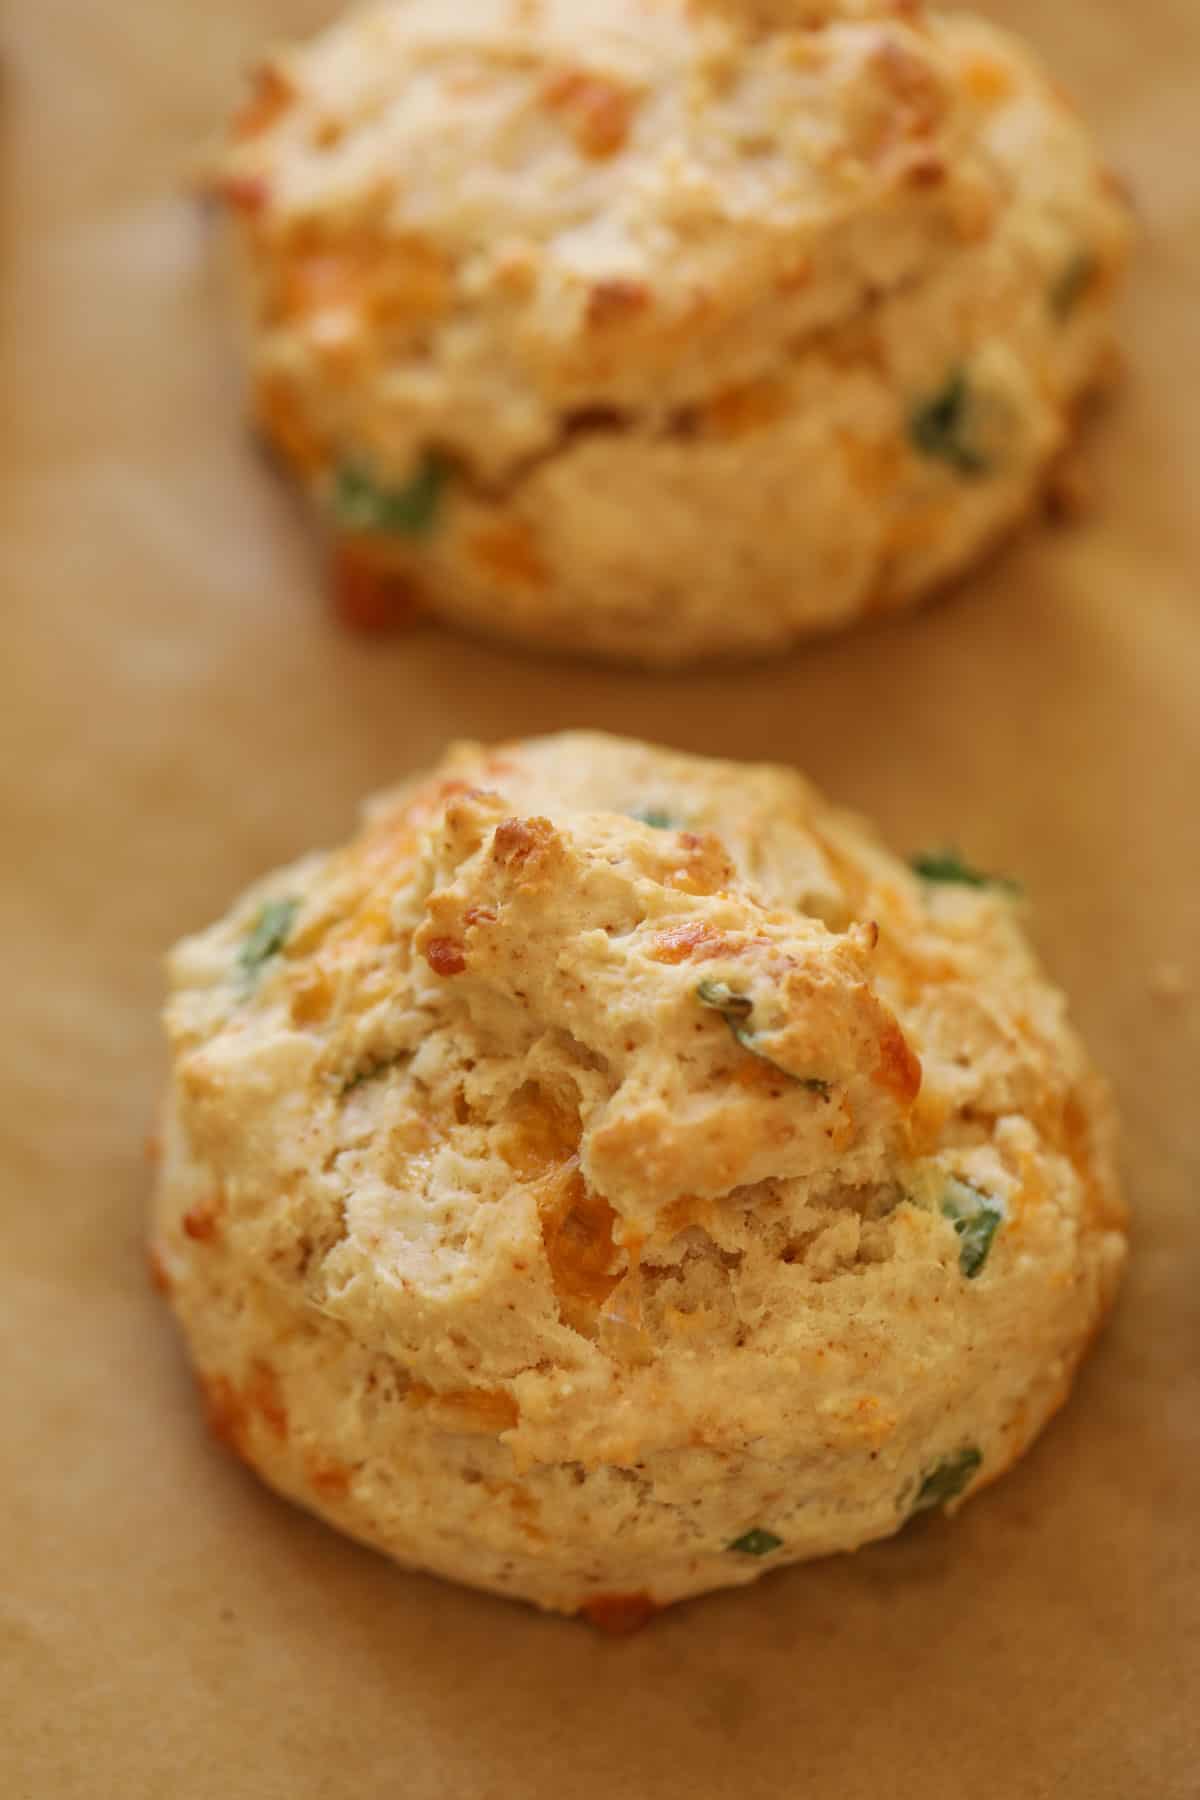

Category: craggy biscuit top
[216, 0, 1130, 492]
[163, 734, 1124, 1472]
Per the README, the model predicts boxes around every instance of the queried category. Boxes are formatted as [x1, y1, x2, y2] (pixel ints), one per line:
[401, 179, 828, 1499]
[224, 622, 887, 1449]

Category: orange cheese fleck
[253, 374, 325, 476]
[873, 1019, 922, 1106]
[661, 832, 736, 897]
[586, 279, 650, 330]
[646, 921, 747, 965]
[277, 250, 368, 323]
[537, 1162, 622, 1328]
[219, 173, 271, 215]
[232, 66, 294, 141]
[200, 1374, 248, 1457]
[492, 815, 558, 873]
[407, 1383, 519, 1434]
[469, 520, 548, 589]
[499, 1085, 581, 1181]
[290, 966, 335, 1027]
[580, 1592, 658, 1634]
[905, 1086, 950, 1157]
[961, 53, 1015, 106]
[182, 1196, 222, 1243]
[659, 1193, 711, 1238]
[330, 543, 425, 634]
[275, 230, 450, 333]
[704, 378, 788, 439]
[424, 936, 467, 976]
[542, 70, 637, 159]
[245, 1360, 289, 1442]
[306, 1457, 354, 1500]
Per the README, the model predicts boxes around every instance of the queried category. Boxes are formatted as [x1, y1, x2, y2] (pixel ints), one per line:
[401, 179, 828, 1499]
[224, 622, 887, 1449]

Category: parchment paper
[2, 2, 1197, 1795]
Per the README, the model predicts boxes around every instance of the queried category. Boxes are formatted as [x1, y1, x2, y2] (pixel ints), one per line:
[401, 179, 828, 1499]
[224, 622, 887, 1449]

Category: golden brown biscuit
[211, 0, 1129, 662]
[213, 0, 1130, 663]
[152, 733, 1126, 1617]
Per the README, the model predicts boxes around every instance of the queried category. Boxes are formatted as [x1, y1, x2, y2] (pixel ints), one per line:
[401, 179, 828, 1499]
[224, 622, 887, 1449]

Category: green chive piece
[332, 453, 447, 537]
[910, 849, 1020, 895]
[695, 981, 829, 1094]
[728, 1528, 783, 1557]
[341, 1063, 377, 1094]
[941, 1177, 1005, 1278]
[909, 370, 991, 476]
[631, 808, 675, 830]
[238, 897, 299, 982]
[1051, 251, 1098, 321]
[696, 979, 754, 1022]
[341, 1053, 403, 1094]
[911, 1447, 983, 1514]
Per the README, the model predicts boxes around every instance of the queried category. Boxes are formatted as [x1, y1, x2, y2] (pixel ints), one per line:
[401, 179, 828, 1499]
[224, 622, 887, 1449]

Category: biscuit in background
[209, 0, 1131, 663]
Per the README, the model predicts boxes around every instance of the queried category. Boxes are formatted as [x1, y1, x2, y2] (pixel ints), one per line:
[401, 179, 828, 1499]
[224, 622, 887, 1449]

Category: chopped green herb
[910, 849, 1020, 895]
[728, 1528, 783, 1557]
[341, 1053, 404, 1094]
[909, 369, 991, 476]
[332, 453, 447, 537]
[696, 978, 754, 1023]
[1051, 251, 1098, 321]
[941, 1177, 1005, 1278]
[631, 808, 675, 830]
[696, 980, 829, 1094]
[911, 1447, 983, 1514]
[238, 897, 299, 983]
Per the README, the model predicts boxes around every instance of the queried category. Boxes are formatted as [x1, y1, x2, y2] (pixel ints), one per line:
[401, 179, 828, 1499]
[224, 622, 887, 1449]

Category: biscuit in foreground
[152, 733, 1126, 1619]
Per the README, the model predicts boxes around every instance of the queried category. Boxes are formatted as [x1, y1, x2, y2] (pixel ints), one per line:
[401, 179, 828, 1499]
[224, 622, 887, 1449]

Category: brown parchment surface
[1, 2, 1197, 1795]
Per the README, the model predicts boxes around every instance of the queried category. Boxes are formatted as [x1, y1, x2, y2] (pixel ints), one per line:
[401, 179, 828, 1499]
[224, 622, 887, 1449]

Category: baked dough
[213, 0, 1130, 662]
[152, 732, 1127, 1618]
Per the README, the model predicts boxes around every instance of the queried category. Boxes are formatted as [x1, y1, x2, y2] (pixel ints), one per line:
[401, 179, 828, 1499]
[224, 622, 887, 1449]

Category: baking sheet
[2, 2, 1197, 1795]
